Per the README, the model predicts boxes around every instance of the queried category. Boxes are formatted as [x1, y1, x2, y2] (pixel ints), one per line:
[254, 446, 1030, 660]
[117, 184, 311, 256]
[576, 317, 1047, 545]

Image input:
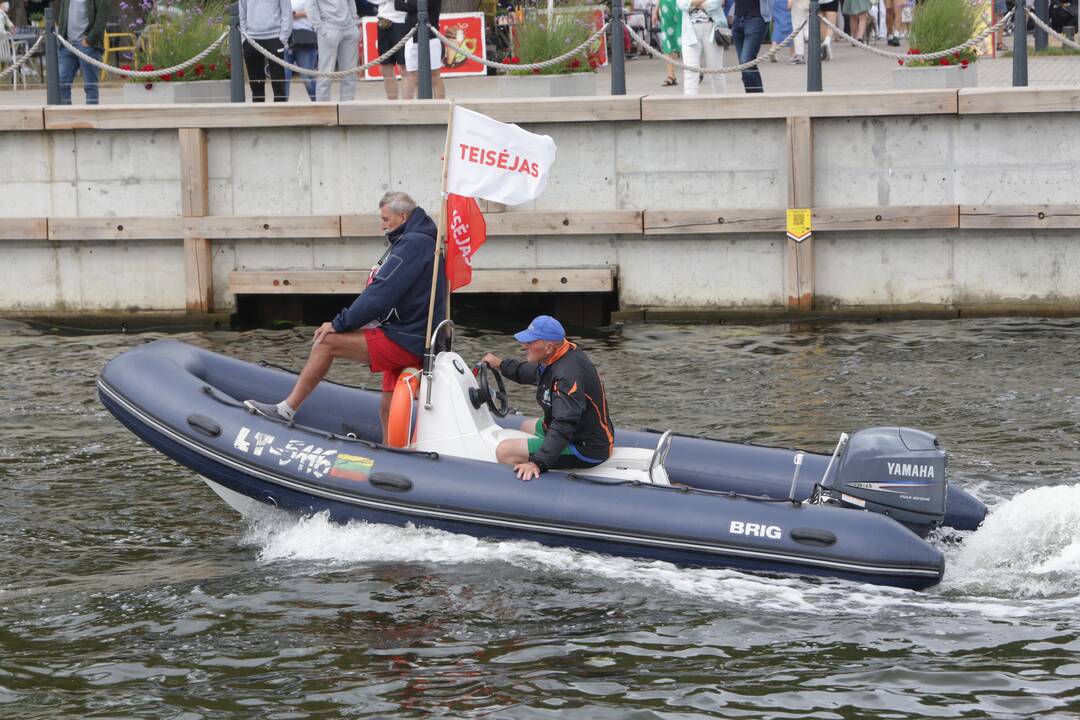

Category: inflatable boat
[98, 330, 987, 590]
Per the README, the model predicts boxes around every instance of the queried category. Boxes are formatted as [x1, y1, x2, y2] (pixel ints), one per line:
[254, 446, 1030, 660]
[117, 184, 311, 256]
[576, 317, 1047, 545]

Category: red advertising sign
[361, 12, 488, 80]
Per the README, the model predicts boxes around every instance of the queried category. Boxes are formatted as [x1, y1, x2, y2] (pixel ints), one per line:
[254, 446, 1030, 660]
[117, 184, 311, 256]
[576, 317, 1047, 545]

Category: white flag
[445, 105, 557, 206]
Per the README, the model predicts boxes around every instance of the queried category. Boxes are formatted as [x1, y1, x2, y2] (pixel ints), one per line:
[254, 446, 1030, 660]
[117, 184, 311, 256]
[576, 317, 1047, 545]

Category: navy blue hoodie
[331, 207, 446, 358]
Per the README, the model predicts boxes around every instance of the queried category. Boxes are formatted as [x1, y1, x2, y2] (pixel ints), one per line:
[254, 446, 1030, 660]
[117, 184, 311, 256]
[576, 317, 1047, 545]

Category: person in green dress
[841, 0, 870, 43]
[653, 0, 682, 86]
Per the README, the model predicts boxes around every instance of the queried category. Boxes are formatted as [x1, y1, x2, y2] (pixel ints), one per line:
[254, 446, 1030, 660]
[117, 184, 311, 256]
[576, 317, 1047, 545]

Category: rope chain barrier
[1027, 9, 1080, 52]
[819, 9, 1013, 62]
[626, 19, 806, 74]
[0, 32, 45, 80]
[431, 22, 609, 71]
[53, 29, 228, 78]
[240, 26, 415, 77]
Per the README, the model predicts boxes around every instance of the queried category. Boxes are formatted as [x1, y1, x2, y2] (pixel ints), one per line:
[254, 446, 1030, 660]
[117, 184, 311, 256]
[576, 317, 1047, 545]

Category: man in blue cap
[482, 315, 614, 480]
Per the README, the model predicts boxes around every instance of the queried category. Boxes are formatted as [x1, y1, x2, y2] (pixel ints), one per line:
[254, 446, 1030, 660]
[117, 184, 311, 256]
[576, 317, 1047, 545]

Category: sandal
[662, 77, 677, 86]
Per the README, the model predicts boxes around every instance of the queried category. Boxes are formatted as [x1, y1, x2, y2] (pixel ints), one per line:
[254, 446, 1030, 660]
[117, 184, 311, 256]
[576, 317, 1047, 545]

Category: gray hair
[379, 191, 417, 216]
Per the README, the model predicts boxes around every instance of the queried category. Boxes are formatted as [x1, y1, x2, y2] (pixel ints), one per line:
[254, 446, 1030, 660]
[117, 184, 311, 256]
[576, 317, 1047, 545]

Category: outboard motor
[821, 427, 947, 538]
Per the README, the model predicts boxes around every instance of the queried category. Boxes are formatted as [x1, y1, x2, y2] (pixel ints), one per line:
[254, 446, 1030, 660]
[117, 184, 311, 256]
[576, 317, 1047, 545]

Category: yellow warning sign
[786, 208, 812, 243]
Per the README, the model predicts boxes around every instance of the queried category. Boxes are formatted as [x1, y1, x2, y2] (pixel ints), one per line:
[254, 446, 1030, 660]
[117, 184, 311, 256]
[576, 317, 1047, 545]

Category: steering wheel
[470, 361, 510, 417]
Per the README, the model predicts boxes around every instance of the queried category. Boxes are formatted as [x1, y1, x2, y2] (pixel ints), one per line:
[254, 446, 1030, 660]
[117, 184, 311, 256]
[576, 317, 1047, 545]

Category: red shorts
[362, 327, 422, 392]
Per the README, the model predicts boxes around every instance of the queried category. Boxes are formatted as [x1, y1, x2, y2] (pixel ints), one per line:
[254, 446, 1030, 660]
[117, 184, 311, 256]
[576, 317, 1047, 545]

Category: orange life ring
[386, 367, 421, 448]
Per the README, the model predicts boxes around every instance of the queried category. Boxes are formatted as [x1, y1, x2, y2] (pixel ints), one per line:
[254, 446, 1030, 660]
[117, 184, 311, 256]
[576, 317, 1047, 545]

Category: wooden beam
[338, 96, 643, 126]
[340, 211, 643, 237]
[958, 87, 1080, 115]
[641, 90, 958, 121]
[813, 205, 958, 230]
[0, 107, 45, 131]
[786, 117, 814, 312]
[186, 215, 341, 239]
[644, 208, 785, 234]
[48, 217, 184, 240]
[959, 204, 1080, 229]
[179, 128, 212, 313]
[0, 218, 48, 240]
[228, 267, 617, 295]
[44, 104, 338, 130]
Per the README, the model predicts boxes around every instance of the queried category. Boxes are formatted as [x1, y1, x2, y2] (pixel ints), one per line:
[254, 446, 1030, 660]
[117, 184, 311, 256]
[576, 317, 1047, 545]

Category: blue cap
[514, 315, 565, 343]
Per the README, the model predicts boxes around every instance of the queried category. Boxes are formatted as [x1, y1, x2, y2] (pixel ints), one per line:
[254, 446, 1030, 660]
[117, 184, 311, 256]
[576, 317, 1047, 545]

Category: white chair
[0, 33, 24, 89]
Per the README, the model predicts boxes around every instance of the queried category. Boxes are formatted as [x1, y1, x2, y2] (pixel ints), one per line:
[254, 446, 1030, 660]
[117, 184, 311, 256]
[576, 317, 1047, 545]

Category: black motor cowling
[823, 427, 948, 538]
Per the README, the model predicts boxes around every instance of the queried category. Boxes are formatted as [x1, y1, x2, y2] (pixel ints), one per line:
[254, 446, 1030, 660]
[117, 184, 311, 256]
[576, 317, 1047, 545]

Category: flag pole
[422, 102, 455, 408]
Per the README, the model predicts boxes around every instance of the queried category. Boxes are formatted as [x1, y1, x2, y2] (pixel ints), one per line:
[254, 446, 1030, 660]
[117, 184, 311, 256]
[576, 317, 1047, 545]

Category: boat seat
[579, 430, 673, 486]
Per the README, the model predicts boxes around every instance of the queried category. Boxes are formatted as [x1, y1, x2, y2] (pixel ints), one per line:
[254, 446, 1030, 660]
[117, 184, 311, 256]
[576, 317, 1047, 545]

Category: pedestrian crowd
[646, 0, 917, 93]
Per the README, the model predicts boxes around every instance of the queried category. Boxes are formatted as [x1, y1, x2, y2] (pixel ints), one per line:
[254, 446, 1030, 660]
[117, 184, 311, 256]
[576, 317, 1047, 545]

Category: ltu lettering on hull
[887, 462, 935, 478]
[729, 521, 782, 540]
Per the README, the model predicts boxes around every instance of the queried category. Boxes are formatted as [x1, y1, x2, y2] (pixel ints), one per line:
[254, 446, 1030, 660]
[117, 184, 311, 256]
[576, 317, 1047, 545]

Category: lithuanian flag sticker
[330, 453, 375, 482]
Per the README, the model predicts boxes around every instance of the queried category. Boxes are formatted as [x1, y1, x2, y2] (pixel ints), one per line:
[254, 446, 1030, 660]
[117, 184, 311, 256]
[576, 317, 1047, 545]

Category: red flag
[445, 193, 487, 291]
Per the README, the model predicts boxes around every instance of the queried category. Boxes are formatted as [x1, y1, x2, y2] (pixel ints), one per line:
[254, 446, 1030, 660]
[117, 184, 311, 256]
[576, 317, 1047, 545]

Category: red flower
[140, 63, 155, 71]
[953, 52, 961, 59]
[531, 67, 541, 74]
[161, 73, 172, 81]
[909, 47, 920, 54]
[568, 58, 581, 69]
[209, 63, 218, 71]
[120, 64, 131, 71]
[507, 56, 520, 64]
[194, 63, 205, 76]
[588, 57, 599, 69]
[960, 59, 970, 68]
[176, 69, 185, 79]
[939, 58, 950, 66]
[897, 59, 904, 66]
[144, 82, 153, 89]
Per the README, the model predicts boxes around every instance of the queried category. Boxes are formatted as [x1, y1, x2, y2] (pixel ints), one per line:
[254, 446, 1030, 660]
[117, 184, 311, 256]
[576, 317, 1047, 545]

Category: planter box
[496, 72, 598, 98]
[892, 64, 978, 90]
[121, 79, 232, 104]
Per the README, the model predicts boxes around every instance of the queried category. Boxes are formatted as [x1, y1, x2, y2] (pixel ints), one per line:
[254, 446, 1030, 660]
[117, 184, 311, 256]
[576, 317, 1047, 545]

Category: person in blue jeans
[285, 0, 318, 101]
[730, 0, 770, 93]
[56, 0, 108, 105]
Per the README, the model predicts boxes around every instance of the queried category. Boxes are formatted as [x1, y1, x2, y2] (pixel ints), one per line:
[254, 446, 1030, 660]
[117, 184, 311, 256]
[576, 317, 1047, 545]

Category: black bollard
[806, 0, 821, 91]
[45, 7, 60, 105]
[1034, 0, 1048, 51]
[610, 0, 626, 95]
[417, 0, 432, 99]
[1014, 0, 1028, 86]
[229, 3, 245, 102]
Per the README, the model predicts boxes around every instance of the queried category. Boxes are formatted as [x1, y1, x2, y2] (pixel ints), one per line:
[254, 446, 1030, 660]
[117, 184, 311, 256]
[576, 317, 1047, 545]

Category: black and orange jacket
[501, 341, 614, 472]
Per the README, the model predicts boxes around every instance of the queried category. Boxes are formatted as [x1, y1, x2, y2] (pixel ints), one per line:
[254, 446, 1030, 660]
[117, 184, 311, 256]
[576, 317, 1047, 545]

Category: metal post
[1013, 0, 1028, 87]
[45, 7, 60, 105]
[806, 0, 821, 91]
[417, 0, 433, 99]
[610, 0, 626, 95]
[1034, 0, 1048, 51]
[229, 3, 245, 102]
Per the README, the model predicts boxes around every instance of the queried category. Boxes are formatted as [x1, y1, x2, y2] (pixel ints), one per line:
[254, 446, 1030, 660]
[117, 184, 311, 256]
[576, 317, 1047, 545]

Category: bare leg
[380, 392, 392, 442]
[496, 438, 531, 465]
[402, 70, 416, 99]
[380, 63, 399, 99]
[431, 70, 445, 99]
[284, 331, 370, 410]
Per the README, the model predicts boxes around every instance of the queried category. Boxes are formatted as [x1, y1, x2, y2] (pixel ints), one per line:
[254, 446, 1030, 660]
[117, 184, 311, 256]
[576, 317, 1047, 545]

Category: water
[2, 317, 1080, 718]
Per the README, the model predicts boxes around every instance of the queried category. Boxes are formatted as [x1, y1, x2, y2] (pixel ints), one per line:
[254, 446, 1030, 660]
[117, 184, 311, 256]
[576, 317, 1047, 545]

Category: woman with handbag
[285, 0, 318, 101]
[376, 0, 408, 99]
[653, 0, 682, 87]
[676, 0, 727, 95]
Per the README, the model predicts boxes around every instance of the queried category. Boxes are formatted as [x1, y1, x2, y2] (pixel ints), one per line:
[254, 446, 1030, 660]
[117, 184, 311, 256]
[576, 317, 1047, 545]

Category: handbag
[713, 24, 732, 48]
[377, 17, 393, 29]
[291, 28, 317, 46]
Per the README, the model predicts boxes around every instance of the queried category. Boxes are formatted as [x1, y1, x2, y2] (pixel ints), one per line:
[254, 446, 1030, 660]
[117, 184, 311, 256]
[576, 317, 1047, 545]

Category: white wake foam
[942, 483, 1080, 598]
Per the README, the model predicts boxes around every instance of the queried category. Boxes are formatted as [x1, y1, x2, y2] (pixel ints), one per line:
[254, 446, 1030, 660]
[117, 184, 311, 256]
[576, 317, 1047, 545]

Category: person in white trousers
[677, 0, 727, 95]
[788, 0, 809, 63]
[305, 0, 360, 101]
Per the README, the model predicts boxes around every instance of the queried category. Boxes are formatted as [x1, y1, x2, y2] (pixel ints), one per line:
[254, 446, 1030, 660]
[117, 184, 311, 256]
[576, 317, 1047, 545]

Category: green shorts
[526, 419, 605, 466]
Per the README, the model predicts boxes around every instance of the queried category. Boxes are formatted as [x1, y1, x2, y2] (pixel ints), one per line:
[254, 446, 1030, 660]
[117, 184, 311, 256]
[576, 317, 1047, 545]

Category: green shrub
[130, 0, 230, 82]
[505, 9, 602, 75]
[903, 0, 981, 67]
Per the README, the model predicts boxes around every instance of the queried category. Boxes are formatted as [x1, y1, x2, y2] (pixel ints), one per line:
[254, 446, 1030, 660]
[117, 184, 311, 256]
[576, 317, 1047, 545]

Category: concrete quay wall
[1, 90, 1079, 321]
